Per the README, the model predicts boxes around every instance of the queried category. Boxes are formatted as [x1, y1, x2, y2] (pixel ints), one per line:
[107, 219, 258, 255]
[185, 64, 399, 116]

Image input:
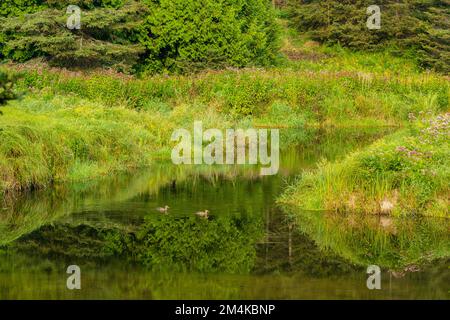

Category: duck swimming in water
[156, 205, 170, 213]
[195, 210, 209, 219]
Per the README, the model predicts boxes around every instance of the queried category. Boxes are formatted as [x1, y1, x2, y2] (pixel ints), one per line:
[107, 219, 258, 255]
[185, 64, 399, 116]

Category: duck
[195, 210, 209, 219]
[156, 205, 170, 213]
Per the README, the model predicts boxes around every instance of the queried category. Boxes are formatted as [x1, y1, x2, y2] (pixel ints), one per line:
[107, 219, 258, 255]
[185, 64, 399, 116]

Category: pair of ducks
[156, 205, 209, 219]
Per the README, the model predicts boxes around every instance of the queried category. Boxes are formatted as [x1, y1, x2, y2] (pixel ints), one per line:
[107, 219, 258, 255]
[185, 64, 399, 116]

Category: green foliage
[12, 64, 448, 119]
[135, 215, 263, 273]
[139, 0, 280, 73]
[288, 0, 450, 73]
[0, 0, 126, 17]
[1, 0, 280, 72]
[0, 94, 157, 192]
[279, 205, 450, 269]
[0, 46, 447, 192]
[44, 0, 126, 9]
[0, 0, 44, 17]
[11, 224, 135, 259]
[280, 113, 450, 217]
[8, 213, 264, 273]
[0, 1, 147, 70]
[0, 71, 18, 112]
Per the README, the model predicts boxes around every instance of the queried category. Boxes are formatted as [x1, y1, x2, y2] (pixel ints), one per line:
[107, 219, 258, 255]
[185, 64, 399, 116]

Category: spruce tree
[0, 71, 17, 114]
[0, 0, 147, 71]
[288, 0, 449, 73]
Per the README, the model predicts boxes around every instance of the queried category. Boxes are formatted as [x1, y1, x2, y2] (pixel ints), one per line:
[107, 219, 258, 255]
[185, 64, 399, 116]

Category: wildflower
[408, 113, 416, 121]
[396, 146, 407, 152]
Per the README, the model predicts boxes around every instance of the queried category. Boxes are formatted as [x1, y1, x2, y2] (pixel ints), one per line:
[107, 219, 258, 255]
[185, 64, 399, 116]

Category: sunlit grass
[279, 114, 450, 217]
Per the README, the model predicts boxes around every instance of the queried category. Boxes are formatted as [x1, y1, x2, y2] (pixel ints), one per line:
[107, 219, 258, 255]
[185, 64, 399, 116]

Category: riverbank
[1, 60, 447, 195]
[1, 16, 449, 206]
[279, 113, 449, 217]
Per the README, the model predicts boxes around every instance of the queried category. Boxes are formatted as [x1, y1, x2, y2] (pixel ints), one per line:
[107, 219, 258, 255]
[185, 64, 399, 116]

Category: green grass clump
[0, 95, 157, 192]
[0, 91, 241, 194]
[279, 113, 450, 217]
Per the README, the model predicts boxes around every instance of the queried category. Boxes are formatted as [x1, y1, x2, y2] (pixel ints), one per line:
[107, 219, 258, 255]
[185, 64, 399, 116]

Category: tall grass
[0, 91, 247, 194]
[279, 114, 450, 217]
[0, 21, 448, 195]
[7, 62, 449, 123]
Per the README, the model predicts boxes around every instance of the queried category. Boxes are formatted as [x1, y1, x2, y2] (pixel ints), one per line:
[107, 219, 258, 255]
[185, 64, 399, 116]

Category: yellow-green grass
[279, 114, 450, 217]
[0, 93, 233, 194]
[6, 57, 449, 124]
[0, 26, 448, 195]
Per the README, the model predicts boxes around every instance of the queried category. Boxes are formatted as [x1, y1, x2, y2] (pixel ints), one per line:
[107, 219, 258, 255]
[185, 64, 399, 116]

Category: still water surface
[0, 128, 448, 299]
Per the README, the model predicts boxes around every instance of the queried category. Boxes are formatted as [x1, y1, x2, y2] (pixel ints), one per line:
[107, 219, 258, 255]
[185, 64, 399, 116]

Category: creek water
[0, 128, 448, 299]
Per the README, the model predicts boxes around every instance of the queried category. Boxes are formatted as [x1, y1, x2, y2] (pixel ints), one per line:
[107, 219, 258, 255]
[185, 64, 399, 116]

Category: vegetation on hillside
[0, 0, 280, 72]
[0, 1, 147, 71]
[140, 0, 279, 73]
[287, 0, 450, 73]
[0, 71, 18, 111]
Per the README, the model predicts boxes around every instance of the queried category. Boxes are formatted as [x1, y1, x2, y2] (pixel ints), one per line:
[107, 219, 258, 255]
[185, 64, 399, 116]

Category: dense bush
[138, 0, 280, 73]
[0, 72, 17, 112]
[0, 0, 44, 17]
[0, 0, 280, 72]
[0, 1, 147, 71]
[288, 0, 450, 73]
[0, 0, 125, 17]
[279, 113, 450, 217]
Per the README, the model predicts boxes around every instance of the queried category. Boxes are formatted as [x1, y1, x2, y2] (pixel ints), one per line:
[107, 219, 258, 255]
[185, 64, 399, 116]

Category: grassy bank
[0, 17, 448, 195]
[279, 113, 449, 217]
[0, 92, 236, 193]
[9, 60, 448, 124]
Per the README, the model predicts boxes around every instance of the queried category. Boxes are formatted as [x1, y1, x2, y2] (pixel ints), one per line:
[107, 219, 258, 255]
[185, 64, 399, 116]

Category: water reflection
[281, 207, 449, 270]
[0, 127, 448, 299]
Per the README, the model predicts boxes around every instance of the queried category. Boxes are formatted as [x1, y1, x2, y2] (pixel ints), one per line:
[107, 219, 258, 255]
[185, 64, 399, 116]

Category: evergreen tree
[288, 0, 449, 73]
[139, 0, 280, 73]
[0, 71, 17, 114]
[0, 0, 147, 71]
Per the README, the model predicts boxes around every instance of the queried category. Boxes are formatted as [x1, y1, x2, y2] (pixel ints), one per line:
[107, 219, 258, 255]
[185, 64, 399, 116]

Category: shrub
[0, 0, 126, 17]
[288, 0, 450, 73]
[0, 1, 147, 71]
[139, 0, 280, 73]
[279, 113, 450, 217]
[0, 0, 44, 17]
[0, 71, 18, 112]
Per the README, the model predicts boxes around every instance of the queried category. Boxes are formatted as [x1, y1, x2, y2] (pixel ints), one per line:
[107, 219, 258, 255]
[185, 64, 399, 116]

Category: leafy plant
[0, 0, 44, 17]
[0, 0, 147, 71]
[287, 0, 450, 73]
[0, 71, 18, 113]
[139, 0, 280, 73]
